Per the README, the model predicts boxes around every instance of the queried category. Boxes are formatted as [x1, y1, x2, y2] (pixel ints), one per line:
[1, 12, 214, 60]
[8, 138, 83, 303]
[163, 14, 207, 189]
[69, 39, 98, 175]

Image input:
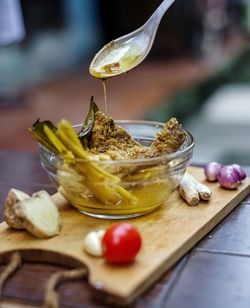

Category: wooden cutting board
[0, 167, 249, 305]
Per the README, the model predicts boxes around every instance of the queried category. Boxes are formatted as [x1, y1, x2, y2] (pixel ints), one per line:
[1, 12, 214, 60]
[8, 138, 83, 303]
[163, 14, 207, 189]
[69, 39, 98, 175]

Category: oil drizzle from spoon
[102, 78, 108, 114]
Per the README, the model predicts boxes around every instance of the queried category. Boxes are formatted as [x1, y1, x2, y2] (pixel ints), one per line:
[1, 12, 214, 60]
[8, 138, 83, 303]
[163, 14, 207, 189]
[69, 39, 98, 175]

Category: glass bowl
[39, 120, 194, 219]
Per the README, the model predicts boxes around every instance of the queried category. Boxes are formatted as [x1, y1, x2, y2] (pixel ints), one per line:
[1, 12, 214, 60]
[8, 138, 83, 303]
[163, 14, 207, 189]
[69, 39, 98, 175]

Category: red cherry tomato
[102, 223, 142, 264]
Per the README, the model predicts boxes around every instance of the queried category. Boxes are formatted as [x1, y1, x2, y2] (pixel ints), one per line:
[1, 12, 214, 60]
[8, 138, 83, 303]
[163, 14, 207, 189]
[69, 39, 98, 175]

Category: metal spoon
[89, 0, 176, 79]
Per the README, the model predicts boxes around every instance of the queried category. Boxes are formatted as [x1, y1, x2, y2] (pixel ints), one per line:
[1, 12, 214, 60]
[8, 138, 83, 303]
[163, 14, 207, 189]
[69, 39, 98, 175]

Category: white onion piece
[204, 162, 222, 182]
[217, 165, 241, 189]
[231, 164, 246, 181]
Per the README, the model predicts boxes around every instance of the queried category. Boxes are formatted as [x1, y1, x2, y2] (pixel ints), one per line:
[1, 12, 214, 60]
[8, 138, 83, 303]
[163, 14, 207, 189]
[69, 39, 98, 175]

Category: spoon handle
[148, 0, 176, 27]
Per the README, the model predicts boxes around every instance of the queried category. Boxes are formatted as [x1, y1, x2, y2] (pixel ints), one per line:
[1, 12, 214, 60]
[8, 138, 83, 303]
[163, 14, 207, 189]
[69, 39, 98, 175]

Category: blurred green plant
[147, 47, 250, 123]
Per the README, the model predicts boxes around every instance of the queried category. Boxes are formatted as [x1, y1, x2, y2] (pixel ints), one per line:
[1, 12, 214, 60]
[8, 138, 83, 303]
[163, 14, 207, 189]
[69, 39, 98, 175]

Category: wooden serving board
[0, 167, 249, 305]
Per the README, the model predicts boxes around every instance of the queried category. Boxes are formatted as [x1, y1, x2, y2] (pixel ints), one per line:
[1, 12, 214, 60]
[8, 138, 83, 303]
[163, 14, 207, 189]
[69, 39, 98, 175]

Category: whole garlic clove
[83, 230, 105, 257]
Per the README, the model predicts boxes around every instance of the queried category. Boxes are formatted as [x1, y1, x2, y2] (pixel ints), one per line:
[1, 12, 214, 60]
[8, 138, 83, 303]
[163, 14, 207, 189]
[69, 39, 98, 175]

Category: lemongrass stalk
[29, 129, 59, 154]
[55, 126, 127, 203]
[44, 120, 137, 204]
[56, 121, 120, 182]
[123, 165, 166, 181]
[43, 125, 74, 161]
[115, 186, 138, 203]
[58, 119, 83, 149]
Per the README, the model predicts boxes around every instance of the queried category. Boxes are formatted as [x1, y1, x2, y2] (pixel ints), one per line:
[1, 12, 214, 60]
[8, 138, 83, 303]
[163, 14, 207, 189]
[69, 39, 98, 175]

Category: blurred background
[0, 0, 250, 164]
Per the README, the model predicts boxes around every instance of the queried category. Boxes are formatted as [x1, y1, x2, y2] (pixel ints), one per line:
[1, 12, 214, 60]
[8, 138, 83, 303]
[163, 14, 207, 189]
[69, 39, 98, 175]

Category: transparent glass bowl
[39, 120, 194, 219]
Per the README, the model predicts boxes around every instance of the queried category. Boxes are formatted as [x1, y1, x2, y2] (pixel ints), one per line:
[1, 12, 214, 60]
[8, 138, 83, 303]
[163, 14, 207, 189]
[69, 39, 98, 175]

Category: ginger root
[3, 189, 61, 238]
[3, 189, 30, 229]
[179, 173, 212, 206]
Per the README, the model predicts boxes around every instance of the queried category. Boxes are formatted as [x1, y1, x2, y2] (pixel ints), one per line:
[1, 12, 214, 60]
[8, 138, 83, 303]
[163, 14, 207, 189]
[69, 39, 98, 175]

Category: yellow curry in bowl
[31, 99, 194, 219]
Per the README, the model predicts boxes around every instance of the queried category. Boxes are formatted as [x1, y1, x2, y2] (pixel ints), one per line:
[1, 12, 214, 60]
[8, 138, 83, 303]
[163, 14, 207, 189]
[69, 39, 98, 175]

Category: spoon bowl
[89, 0, 176, 79]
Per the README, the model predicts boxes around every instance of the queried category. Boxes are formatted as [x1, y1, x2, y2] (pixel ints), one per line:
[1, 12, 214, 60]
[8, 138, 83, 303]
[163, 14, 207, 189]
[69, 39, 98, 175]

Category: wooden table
[0, 151, 250, 308]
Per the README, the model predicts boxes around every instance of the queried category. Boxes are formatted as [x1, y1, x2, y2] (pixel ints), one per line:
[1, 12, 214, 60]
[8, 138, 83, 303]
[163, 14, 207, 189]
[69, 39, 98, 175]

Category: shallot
[231, 164, 246, 181]
[217, 165, 241, 190]
[204, 161, 247, 190]
[204, 162, 222, 182]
